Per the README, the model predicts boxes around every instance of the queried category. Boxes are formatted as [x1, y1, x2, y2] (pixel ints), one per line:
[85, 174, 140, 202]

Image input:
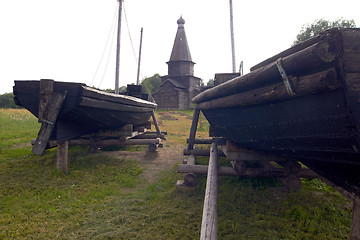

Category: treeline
[0, 93, 21, 109]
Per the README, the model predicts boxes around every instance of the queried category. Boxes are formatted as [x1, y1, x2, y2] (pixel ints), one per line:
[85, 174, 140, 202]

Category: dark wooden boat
[13, 79, 157, 142]
[193, 28, 360, 196]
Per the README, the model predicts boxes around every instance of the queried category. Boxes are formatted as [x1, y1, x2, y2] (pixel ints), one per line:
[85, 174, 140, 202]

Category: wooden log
[250, 29, 342, 71]
[48, 138, 160, 147]
[187, 138, 214, 144]
[193, 40, 338, 104]
[57, 141, 68, 174]
[196, 68, 339, 110]
[177, 164, 318, 178]
[200, 142, 218, 240]
[184, 149, 225, 157]
[350, 199, 360, 240]
[32, 92, 66, 156]
[151, 110, 162, 135]
[188, 108, 201, 150]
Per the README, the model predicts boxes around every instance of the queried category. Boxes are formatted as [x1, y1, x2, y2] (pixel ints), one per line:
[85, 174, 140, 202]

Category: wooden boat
[13, 79, 157, 142]
[193, 28, 360, 196]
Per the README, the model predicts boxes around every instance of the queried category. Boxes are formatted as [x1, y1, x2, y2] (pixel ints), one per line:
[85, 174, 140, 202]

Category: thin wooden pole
[200, 142, 218, 240]
[229, 0, 236, 73]
[115, 0, 123, 94]
[136, 27, 143, 85]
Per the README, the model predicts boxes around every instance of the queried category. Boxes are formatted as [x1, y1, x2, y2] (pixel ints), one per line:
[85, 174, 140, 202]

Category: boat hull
[13, 80, 157, 141]
[195, 28, 360, 195]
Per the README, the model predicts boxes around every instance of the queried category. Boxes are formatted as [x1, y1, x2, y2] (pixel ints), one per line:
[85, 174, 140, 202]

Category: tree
[293, 18, 356, 45]
[141, 74, 161, 94]
[0, 93, 21, 109]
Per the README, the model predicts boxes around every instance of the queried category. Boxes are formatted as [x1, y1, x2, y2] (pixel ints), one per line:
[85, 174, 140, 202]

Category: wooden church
[152, 17, 201, 109]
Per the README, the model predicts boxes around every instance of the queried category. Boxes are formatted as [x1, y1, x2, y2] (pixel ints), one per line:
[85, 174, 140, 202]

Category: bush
[0, 93, 21, 109]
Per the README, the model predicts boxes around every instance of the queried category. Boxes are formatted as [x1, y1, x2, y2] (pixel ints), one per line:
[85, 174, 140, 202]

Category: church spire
[169, 16, 192, 62]
[167, 16, 195, 76]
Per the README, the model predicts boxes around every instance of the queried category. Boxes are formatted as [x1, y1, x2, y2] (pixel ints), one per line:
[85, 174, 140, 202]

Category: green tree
[293, 18, 356, 45]
[141, 74, 161, 94]
[0, 93, 21, 109]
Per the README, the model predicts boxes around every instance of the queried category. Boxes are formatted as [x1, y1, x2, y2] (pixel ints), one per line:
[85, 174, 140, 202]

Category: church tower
[153, 17, 201, 109]
[167, 16, 195, 76]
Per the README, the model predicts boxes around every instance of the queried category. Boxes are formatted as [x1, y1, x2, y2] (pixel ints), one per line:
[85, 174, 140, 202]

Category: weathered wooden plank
[177, 164, 318, 178]
[81, 85, 157, 108]
[57, 141, 68, 173]
[200, 143, 218, 240]
[38, 79, 54, 123]
[151, 110, 162, 137]
[194, 40, 339, 103]
[184, 149, 225, 157]
[32, 92, 66, 156]
[341, 29, 360, 46]
[66, 138, 160, 146]
[79, 97, 151, 112]
[197, 68, 339, 109]
[350, 199, 360, 240]
[250, 30, 341, 71]
[187, 138, 214, 144]
[187, 108, 200, 150]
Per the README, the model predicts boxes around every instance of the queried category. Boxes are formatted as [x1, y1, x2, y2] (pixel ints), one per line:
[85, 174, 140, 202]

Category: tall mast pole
[115, 0, 123, 94]
[229, 0, 236, 73]
[136, 27, 143, 85]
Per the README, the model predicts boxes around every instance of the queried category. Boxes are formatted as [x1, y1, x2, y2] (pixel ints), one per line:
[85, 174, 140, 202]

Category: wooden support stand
[31, 80, 166, 173]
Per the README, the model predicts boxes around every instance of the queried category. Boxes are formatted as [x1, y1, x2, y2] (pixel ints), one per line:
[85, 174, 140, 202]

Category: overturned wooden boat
[13, 79, 157, 145]
[193, 28, 360, 196]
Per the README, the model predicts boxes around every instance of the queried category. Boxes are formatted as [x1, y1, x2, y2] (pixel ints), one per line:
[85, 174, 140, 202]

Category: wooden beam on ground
[177, 164, 318, 178]
[200, 142, 218, 240]
[57, 141, 68, 174]
[187, 138, 214, 145]
[54, 138, 161, 146]
[184, 149, 225, 157]
[188, 108, 200, 150]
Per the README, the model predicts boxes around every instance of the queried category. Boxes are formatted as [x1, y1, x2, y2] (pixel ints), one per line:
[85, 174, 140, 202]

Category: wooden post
[33, 80, 66, 156]
[188, 108, 200, 150]
[351, 198, 360, 240]
[151, 110, 162, 137]
[57, 141, 68, 174]
[200, 142, 218, 240]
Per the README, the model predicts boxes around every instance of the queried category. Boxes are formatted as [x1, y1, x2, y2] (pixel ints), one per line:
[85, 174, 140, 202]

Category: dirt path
[105, 111, 194, 182]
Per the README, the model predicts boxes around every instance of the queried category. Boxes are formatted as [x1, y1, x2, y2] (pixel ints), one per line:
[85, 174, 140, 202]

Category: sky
[0, 0, 359, 94]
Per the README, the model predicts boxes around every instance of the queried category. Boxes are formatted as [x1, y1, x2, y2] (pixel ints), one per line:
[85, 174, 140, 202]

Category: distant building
[153, 17, 201, 109]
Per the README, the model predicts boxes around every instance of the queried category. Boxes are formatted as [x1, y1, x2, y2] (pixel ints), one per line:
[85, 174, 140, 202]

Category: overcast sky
[0, 0, 359, 94]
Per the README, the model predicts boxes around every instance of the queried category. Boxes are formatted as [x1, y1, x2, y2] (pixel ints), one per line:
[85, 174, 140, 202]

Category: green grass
[0, 109, 353, 239]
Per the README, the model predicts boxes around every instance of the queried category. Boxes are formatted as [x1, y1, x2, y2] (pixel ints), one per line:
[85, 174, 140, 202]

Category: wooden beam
[57, 141, 68, 174]
[177, 164, 318, 178]
[188, 108, 200, 150]
[350, 199, 360, 240]
[197, 68, 339, 110]
[187, 138, 214, 144]
[193, 40, 338, 104]
[32, 91, 66, 156]
[184, 149, 225, 157]
[200, 142, 218, 240]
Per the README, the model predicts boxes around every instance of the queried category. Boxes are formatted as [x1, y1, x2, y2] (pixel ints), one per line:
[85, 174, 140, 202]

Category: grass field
[0, 108, 353, 239]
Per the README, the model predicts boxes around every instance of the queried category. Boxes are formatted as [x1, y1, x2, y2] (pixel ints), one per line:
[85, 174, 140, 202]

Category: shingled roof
[169, 16, 192, 62]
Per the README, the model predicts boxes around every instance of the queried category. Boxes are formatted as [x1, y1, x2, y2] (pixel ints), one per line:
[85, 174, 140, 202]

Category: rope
[90, 5, 118, 87]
